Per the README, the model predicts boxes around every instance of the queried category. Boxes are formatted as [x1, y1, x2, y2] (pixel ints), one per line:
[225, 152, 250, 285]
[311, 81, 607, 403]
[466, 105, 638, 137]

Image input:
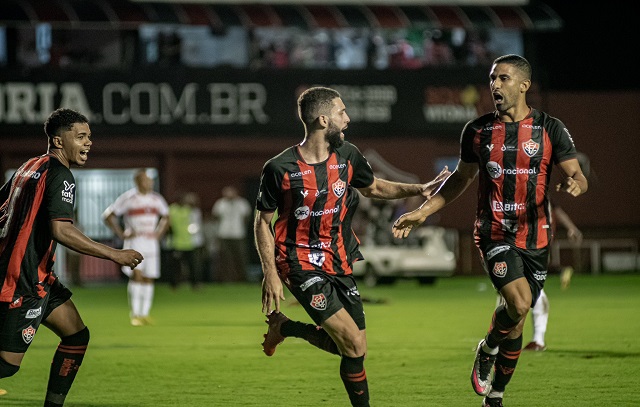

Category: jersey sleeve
[347, 143, 375, 189]
[256, 160, 282, 212]
[546, 117, 577, 164]
[460, 120, 479, 164]
[45, 165, 75, 222]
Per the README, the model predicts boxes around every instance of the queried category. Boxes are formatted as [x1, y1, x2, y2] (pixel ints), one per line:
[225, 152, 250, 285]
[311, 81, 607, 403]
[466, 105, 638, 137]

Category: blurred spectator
[168, 192, 205, 290]
[211, 186, 252, 282]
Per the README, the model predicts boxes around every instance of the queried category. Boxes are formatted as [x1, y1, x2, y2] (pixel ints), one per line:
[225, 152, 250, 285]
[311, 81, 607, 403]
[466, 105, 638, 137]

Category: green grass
[2, 274, 640, 406]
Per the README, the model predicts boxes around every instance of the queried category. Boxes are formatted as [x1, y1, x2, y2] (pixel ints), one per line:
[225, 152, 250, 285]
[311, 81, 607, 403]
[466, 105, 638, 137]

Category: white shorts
[122, 237, 160, 279]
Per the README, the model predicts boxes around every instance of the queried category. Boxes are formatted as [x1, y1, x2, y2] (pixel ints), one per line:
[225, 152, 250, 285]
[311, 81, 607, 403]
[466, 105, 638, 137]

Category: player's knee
[61, 326, 90, 346]
[0, 357, 20, 378]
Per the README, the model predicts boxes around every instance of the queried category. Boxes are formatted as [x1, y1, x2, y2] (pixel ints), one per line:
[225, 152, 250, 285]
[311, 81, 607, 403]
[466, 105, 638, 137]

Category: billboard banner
[0, 68, 541, 138]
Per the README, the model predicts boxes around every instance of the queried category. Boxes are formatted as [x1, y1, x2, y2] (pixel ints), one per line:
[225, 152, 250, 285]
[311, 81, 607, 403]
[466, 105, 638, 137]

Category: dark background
[535, 0, 638, 90]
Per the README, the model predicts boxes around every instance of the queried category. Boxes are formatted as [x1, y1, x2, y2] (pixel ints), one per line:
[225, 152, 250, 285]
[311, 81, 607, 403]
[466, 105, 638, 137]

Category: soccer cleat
[560, 266, 574, 290]
[130, 317, 144, 327]
[0, 388, 7, 396]
[471, 340, 497, 396]
[523, 341, 547, 351]
[482, 397, 504, 407]
[261, 311, 289, 357]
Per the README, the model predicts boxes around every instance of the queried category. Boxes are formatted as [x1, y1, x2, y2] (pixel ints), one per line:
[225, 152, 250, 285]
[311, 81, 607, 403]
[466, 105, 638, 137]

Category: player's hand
[113, 249, 144, 268]
[556, 177, 582, 196]
[392, 209, 427, 239]
[567, 227, 583, 246]
[261, 272, 285, 314]
[420, 166, 451, 199]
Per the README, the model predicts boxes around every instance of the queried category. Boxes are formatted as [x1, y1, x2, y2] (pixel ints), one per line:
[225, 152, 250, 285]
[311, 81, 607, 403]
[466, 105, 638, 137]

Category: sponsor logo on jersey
[315, 189, 327, 197]
[61, 181, 75, 204]
[9, 297, 23, 309]
[290, 170, 312, 178]
[493, 261, 508, 278]
[347, 287, 360, 297]
[294, 206, 310, 220]
[300, 276, 323, 291]
[521, 124, 542, 130]
[329, 164, 347, 169]
[500, 219, 519, 233]
[484, 124, 503, 131]
[486, 144, 494, 151]
[563, 128, 575, 145]
[522, 139, 540, 157]
[486, 161, 502, 179]
[308, 252, 326, 267]
[492, 201, 526, 212]
[503, 167, 537, 176]
[300, 190, 309, 198]
[310, 293, 327, 310]
[533, 270, 547, 281]
[332, 179, 346, 198]
[17, 168, 41, 179]
[486, 245, 510, 260]
[26, 307, 42, 319]
[22, 325, 36, 344]
[501, 144, 518, 152]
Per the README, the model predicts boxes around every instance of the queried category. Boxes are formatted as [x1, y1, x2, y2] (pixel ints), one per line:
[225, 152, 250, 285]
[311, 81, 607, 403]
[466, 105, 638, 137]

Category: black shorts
[0, 277, 72, 353]
[478, 242, 548, 307]
[284, 270, 366, 330]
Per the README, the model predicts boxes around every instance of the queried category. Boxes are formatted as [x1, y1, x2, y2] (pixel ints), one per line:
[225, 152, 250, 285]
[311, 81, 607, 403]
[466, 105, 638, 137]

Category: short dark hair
[493, 54, 532, 80]
[44, 108, 89, 142]
[297, 87, 341, 126]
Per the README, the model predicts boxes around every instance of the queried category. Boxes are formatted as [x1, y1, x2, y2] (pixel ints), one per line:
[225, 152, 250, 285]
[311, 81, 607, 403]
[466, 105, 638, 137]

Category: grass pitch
[2, 273, 639, 406]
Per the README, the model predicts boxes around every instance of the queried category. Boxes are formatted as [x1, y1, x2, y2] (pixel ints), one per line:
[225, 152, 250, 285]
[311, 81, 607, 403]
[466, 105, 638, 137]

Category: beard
[326, 121, 344, 149]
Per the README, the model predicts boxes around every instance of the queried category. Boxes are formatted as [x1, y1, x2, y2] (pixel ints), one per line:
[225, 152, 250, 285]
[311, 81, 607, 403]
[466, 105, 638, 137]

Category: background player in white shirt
[103, 169, 170, 326]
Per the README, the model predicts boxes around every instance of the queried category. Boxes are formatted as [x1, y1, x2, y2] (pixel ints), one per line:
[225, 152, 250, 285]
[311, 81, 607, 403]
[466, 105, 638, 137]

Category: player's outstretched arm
[254, 210, 285, 314]
[392, 160, 477, 239]
[51, 220, 143, 267]
[556, 158, 588, 197]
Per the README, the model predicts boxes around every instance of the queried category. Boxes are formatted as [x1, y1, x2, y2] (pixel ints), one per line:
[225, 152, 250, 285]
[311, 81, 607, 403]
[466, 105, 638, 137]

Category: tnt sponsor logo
[294, 206, 310, 220]
[300, 276, 323, 291]
[26, 307, 42, 319]
[290, 170, 312, 178]
[492, 261, 508, 278]
[332, 179, 346, 198]
[486, 161, 502, 179]
[486, 245, 510, 260]
[329, 164, 346, 169]
[22, 325, 36, 344]
[492, 201, 526, 212]
[308, 252, 325, 267]
[61, 181, 75, 204]
[310, 293, 327, 310]
[522, 139, 540, 157]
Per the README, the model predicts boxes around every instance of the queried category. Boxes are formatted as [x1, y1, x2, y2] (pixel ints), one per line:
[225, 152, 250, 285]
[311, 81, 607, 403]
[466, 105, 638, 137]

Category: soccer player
[392, 54, 588, 407]
[103, 169, 169, 326]
[254, 86, 449, 407]
[0, 108, 143, 406]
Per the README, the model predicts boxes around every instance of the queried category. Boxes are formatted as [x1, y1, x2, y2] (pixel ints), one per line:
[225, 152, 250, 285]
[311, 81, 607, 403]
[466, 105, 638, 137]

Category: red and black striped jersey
[256, 141, 374, 277]
[460, 109, 577, 250]
[0, 154, 75, 302]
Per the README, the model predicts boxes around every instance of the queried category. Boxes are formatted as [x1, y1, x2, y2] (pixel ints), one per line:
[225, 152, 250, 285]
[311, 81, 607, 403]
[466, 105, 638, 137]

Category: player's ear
[51, 134, 63, 149]
[520, 79, 531, 93]
[317, 114, 329, 128]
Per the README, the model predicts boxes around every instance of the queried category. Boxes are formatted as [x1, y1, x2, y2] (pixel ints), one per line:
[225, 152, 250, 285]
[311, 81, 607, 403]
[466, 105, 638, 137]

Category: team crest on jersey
[493, 262, 508, 278]
[522, 139, 539, 157]
[308, 252, 325, 267]
[310, 293, 327, 310]
[332, 179, 346, 198]
[22, 325, 36, 344]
